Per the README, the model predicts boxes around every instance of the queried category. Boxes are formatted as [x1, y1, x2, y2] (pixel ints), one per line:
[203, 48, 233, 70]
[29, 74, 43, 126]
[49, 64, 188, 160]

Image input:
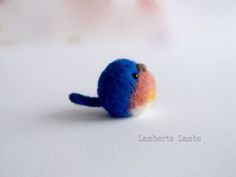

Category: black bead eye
[132, 73, 139, 79]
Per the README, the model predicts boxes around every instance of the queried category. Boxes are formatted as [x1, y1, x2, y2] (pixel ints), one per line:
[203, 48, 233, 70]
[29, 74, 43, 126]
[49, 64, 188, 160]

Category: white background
[0, 0, 236, 177]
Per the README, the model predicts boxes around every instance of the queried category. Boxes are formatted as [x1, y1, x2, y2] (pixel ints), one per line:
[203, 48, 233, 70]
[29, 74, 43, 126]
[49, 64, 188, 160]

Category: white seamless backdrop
[0, 0, 236, 177]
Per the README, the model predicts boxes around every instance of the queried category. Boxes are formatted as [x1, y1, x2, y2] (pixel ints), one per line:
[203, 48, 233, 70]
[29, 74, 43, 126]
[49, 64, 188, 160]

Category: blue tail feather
[69, 93, 101, 107]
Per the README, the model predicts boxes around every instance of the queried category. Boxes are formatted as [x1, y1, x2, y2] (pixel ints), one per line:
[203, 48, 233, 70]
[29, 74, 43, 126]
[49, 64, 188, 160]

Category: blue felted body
[69, 59, 139, 117]
[98, 59, 138, 117]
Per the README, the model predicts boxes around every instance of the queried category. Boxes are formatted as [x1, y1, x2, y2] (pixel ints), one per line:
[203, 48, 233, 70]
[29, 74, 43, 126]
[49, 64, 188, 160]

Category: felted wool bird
[69, 59, 156, 117]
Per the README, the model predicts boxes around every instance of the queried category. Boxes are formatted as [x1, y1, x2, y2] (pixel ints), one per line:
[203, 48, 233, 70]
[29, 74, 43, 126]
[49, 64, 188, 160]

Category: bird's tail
[69, 93, 101, 107]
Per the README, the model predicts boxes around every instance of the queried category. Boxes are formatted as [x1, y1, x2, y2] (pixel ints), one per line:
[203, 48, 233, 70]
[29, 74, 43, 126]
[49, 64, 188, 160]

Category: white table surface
[0, 0, 236, 177]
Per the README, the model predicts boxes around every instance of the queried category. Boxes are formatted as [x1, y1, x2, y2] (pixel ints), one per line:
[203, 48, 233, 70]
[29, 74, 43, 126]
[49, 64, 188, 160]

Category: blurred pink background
[0, 0, 165, 46]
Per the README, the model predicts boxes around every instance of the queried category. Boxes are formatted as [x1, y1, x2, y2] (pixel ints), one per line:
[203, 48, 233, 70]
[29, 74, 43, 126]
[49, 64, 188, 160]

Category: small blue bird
[69, 59, 156, 117]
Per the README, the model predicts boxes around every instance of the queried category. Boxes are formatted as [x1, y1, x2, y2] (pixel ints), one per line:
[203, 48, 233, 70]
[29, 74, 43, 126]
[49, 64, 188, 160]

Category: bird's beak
[137, 63, 147, 72]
